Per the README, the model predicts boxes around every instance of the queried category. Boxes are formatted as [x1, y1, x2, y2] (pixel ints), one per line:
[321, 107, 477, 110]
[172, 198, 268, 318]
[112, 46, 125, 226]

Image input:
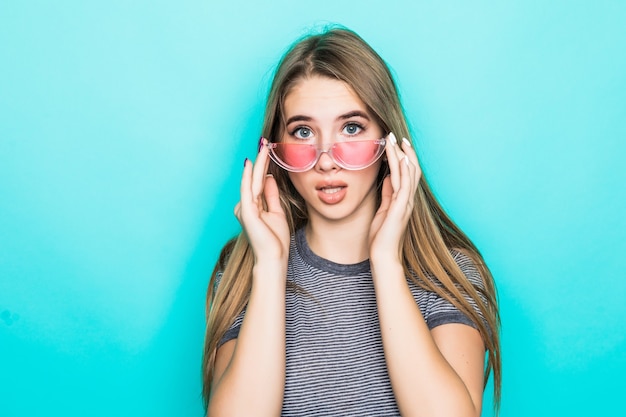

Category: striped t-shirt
[219, 227, 486, 416]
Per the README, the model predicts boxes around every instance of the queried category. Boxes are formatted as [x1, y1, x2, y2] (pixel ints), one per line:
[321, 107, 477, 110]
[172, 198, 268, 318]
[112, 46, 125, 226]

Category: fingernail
[402, 137, 411, 147]
[257, 137, 265, 152]
[389, 132, 397, 145]
[244, 157, 249, 167]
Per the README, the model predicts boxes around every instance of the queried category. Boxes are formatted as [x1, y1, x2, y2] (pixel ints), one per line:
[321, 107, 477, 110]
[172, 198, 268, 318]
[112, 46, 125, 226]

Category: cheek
[363, 162, 384, 194]
[287, 172, 308, 196]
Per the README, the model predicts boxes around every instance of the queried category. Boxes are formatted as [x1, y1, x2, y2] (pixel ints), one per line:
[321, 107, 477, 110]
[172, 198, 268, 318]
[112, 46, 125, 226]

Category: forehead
[283, 76, 367, 117]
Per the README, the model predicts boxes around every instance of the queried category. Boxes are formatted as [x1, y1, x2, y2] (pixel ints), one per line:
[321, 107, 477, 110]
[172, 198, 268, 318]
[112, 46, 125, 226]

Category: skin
[283, 77, 384, 264]
[209, 76, 486, 417]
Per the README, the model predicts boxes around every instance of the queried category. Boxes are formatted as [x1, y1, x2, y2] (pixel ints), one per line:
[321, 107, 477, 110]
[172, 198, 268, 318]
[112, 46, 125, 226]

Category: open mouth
[320, 186, 345, 194]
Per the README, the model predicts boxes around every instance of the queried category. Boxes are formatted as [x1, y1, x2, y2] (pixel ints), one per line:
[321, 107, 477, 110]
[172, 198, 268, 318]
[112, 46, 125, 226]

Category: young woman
[203, 27, 501, 416]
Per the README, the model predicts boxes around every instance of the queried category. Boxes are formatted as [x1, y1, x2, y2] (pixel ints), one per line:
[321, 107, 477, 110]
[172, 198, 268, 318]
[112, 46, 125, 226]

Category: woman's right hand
[235, 138, 291, 265]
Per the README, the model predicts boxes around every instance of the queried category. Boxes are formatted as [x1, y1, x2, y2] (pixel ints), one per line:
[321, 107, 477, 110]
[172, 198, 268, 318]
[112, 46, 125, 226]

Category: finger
[385, 132, 401, 194]
[240, 158, 252, 200]
[390, 133, 417, 204]
[263, 174, 283, 214]
[392, 137, 417, 197]
[239, 158, 256, 219]
[397, 154, 413, 204]
[399, 138, 421, 203]
[396, 138, 415, 193]
[400, 136, 422, 181]
[391, 133, 406, 161]
[251, 138, 270, 198]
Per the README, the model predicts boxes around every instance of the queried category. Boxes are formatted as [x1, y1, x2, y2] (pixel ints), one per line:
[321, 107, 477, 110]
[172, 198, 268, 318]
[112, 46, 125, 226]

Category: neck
[305, 213, 373, 265]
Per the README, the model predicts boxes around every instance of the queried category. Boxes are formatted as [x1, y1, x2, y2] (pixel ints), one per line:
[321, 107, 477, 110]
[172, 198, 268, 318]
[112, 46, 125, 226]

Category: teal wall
[1, 1, 624, 416]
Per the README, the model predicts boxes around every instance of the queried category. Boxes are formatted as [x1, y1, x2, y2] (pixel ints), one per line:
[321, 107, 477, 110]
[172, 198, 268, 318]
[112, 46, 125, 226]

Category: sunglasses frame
[266, 138, 387, 172]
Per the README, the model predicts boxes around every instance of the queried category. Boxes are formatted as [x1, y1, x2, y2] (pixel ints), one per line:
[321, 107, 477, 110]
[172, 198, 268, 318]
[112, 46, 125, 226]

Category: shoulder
[449, 249, 485, 290]
[410, 248, 490, 330]
[411, 248, 486, 292]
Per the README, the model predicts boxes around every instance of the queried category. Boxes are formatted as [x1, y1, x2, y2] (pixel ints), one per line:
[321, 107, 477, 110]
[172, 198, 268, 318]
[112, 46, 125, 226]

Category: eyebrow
[285, 110, 371, 126]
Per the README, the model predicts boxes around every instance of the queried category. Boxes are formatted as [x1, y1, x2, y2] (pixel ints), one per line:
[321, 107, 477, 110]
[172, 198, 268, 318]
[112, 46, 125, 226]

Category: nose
[315, 146, 338, 172]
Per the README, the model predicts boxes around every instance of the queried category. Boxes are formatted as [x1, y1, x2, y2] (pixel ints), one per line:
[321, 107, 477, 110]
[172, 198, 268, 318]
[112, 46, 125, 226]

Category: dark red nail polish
[243, 157, 248, 167]
[258, 136, 265, 152]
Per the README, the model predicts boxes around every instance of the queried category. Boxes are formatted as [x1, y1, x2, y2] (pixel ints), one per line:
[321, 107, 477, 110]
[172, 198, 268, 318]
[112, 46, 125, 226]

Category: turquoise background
[1, 1, 625, 416]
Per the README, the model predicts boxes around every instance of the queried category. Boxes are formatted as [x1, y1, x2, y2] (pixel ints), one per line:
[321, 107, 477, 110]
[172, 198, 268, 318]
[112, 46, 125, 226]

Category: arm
[209, 262, 287, 417]
[208, 140, 289, 416]
[371, 260, 485, 417]
[369, 134, 485, 416]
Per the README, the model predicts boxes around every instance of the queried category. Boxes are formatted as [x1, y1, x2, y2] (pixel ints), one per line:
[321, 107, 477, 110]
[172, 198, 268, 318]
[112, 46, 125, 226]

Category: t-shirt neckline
[295, 227, 371, 275]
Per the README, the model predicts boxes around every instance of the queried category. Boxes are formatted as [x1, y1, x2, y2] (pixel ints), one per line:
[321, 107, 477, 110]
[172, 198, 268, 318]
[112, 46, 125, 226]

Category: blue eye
[343, 123, 362, 135]
[294, 127, 312, 139]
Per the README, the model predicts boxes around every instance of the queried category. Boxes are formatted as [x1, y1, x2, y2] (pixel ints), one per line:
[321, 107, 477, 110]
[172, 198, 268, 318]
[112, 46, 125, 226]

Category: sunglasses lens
[272, 143, 317, 171]
[269, 140, 385, 172]
[333, 140, 384, 169]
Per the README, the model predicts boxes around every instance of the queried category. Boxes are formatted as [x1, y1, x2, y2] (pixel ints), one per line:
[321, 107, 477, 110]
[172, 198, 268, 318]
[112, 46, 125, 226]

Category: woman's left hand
[368, 132, 422, 262]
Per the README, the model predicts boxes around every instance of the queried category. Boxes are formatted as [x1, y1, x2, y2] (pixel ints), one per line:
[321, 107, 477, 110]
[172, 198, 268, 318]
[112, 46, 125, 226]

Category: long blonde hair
[203, 26, 501, 413]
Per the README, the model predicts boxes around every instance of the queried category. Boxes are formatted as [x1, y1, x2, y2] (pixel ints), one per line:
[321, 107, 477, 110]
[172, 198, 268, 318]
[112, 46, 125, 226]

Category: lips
[316, 181, 347, 204]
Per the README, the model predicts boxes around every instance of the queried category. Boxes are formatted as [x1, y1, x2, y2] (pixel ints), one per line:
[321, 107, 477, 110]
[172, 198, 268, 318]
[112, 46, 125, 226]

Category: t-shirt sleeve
[214, 271, 245, 348]
[218, 313, 244, 347]
[423, 251, 488, 331]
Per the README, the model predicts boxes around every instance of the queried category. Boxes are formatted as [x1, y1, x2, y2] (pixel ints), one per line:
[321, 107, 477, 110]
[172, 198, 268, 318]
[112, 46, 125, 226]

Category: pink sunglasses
[266, 138, 386, 172]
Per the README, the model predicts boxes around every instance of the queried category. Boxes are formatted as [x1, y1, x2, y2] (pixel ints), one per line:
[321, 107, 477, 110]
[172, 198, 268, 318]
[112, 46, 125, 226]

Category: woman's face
[281, 76, 384, 224]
